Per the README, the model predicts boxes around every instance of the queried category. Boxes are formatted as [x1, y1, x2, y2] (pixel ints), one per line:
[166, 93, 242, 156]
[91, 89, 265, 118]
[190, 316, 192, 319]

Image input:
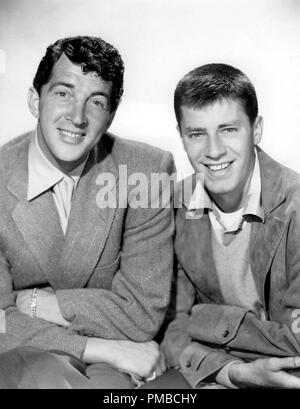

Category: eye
[55, 90, 69, 98]
[92, 100, 103, 107]
[223, 127, 237, 133]
[89, 98, 109, 111]
[187, 132, 205, 139]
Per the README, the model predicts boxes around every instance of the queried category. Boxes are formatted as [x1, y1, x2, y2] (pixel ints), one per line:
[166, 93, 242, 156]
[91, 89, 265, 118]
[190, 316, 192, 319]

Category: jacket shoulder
[274, 160, 300, 198]
[0, 132, 32, 172]
[282, 167, 300, 208]
[0, 132, 32, 157]
[270, 157, 300, 215]
[258, 148, 300, 206]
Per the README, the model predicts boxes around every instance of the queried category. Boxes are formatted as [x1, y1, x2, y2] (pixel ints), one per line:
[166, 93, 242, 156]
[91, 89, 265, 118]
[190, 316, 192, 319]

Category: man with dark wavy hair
[0, 36, 175, 388]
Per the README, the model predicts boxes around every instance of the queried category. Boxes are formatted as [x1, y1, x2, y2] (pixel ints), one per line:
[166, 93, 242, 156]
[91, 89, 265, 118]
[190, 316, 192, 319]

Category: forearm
[82, 337, 116, 364]
[161, 259, 198, 368]
[161, 314, 193, 368]
[82, 337, 161, 379]
[2, 306, 87, 359]
[187, 303, 300, 357]
[56, 207, 173, 340]
[56, 285, 168, 341]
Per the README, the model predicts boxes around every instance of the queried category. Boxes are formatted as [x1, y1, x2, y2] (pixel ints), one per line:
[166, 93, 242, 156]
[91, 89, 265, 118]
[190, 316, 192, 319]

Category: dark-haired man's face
[179, 98, 263, 211]
[28, 54, 115, 173]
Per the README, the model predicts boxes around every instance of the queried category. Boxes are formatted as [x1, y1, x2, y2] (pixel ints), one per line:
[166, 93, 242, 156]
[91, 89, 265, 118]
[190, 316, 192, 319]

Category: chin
[206, 181, 229, 192]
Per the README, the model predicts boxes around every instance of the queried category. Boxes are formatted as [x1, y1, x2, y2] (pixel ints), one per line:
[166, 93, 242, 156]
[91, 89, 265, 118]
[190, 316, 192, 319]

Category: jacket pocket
[187, 303, 248, 345]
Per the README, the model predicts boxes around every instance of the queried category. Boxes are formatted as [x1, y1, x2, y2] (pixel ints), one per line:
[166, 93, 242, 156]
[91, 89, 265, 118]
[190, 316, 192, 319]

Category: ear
[27, 87, 40, 119]
[253, 115, 263, 145]
[177, 123, 187, 152]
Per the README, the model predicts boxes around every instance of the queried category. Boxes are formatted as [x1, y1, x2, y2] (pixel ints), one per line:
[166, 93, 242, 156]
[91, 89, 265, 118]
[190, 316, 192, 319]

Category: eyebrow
[184, 127, 207, 133]
[48, 81, 75, 92]
[48, 82, 110, 99]
[184, 120, 240, 132]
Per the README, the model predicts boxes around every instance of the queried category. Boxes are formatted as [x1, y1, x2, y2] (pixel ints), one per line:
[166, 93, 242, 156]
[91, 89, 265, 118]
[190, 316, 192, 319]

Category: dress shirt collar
[187, 149, 264, 222]
[27, 131, 87, 201]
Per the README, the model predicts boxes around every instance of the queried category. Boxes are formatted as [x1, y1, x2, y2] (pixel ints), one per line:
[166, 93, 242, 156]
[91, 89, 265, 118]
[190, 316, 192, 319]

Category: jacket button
[223, 330, 229, 338]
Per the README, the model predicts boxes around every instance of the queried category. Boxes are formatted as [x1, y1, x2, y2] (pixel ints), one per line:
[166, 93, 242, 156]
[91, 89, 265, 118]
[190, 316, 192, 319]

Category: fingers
[268, 356, 300, 371]
[153, 352, 167, 378]
[128, 372, 145, 388]
[159, 352, 167, 373]
[273, 372, 300, 389]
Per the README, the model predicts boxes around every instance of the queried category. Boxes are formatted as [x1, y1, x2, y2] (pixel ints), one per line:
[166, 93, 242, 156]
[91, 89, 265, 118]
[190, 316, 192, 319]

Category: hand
[228, 356, 300, 389]
[153, 350, 167, 378]
[82, 338, 161, 379]
[16, 287, 70, 327]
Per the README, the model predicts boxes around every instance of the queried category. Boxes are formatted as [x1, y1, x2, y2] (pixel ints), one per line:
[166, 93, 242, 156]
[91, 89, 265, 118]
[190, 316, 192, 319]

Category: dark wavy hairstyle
[174, 63, 258, 125]
[33, 36, 124, 112]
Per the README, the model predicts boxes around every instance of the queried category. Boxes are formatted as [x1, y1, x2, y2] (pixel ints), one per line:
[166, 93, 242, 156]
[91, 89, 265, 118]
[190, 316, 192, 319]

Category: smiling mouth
[58, 128, 86, 139]
[205, 161, 233, 172]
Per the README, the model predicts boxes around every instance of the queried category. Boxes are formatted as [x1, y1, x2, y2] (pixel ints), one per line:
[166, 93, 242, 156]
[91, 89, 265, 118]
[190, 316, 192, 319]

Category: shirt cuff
[215, 360, 242, 389]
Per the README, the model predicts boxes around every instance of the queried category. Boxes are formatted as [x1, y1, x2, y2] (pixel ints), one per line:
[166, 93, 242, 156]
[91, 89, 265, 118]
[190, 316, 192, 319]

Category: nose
[204, 133, 226, 160]
[66, 100, 88, 129]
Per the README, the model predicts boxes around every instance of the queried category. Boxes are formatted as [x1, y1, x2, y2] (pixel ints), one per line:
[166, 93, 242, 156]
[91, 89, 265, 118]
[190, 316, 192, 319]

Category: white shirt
[27, 132, 87, 234]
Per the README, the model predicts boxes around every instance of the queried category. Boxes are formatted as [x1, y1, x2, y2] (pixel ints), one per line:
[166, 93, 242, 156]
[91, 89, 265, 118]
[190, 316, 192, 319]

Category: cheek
[40, 102, 64, 124]
[88, 113, 110, 131]
[229, 135, 253, 158]
[185, 143, 203, 163]
[239, 142, 254, 165]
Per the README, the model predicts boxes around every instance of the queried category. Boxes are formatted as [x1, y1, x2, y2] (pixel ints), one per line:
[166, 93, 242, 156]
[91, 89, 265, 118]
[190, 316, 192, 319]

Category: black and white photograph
[0, 0, 300, 391]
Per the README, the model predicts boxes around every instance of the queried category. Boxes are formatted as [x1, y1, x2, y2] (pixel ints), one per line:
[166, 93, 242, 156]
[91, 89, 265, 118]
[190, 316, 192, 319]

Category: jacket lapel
[250, 148, 287, 310]
[176, 210, 224, 304]
[56, 140, 118, 289]
[7, 138, 65, 287]
[250, 214, 286, 310]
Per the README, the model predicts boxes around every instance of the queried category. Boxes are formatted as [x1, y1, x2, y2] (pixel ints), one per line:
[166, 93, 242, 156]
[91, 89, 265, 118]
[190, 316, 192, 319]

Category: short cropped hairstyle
[174, 63, 258, 125]
[33, 36, 124, 112]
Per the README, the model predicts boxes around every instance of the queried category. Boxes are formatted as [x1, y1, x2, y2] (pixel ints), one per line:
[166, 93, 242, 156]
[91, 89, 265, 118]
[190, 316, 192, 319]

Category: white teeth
[207, 162, 231, 171]
[60, 129, 84, 138]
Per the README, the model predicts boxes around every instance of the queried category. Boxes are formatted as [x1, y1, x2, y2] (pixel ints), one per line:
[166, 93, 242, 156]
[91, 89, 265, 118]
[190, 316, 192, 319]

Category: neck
[210, 190, 244, 213]
[53, 157, 87, 174]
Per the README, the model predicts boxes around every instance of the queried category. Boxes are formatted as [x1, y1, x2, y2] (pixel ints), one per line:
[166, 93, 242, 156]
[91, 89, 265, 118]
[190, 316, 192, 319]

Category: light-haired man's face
[179, 98, 263, 210]
[28, 54, 115, 173]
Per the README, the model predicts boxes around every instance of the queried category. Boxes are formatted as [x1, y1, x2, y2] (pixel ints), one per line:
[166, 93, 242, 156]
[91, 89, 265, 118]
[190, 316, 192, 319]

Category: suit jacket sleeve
[55, 151, 175, 341]
[0, 248, 87, 358]
[161, 263, 237, 387]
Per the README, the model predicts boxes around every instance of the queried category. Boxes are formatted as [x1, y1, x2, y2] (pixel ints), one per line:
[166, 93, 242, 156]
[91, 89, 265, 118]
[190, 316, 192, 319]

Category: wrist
[228, 361, 247, 388]
[216, 360, 241, 389]
[82, 338, 116, 365]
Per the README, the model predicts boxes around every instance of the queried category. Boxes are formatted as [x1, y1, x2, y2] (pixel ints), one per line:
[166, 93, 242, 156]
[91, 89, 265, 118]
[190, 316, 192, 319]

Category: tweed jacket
[162, 148, 300, 387]
[0, 131, 175, 359]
